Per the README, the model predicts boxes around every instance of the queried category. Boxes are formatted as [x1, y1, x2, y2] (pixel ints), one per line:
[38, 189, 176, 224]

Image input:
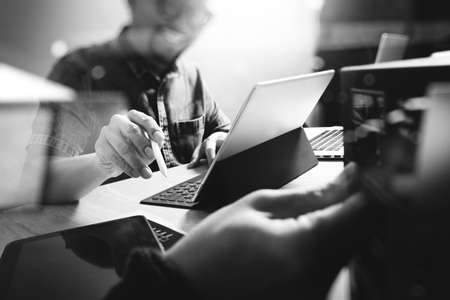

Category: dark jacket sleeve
[105, 247, 201, 300]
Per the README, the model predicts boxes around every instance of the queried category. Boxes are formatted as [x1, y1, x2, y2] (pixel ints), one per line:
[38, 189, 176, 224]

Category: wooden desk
[0, 161, 347, 299]
[0, 161, 343, 252]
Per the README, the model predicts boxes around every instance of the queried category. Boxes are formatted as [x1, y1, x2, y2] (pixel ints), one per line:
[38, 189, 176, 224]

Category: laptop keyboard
[141, 175, 204, 208]
[309, 129, 343, 151]
[147, 219, 184, 250]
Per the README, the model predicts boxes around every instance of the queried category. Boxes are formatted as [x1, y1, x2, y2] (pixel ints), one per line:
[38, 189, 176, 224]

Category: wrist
[93, 153, 122, 179]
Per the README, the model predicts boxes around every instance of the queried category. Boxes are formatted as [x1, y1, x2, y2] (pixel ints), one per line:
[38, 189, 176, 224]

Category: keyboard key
[141, 175, 204, 208]
[148, 220, 184, 250]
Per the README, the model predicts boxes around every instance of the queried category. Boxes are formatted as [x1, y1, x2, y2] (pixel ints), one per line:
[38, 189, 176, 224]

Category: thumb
[299, 193, 374, 282]
[251, 163, 359, 219]
[187, 145, 202, 169]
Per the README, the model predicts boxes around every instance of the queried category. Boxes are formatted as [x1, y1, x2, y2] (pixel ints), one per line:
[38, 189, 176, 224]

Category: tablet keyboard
[148, 220, 184, 250]
[141, 175, 204, 208]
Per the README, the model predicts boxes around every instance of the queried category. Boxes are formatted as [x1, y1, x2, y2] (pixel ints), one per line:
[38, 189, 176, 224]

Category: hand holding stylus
[95, 110, 166, 179]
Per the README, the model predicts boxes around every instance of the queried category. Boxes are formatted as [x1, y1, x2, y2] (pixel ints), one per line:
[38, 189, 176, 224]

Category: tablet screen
[0, 216, 161, 300]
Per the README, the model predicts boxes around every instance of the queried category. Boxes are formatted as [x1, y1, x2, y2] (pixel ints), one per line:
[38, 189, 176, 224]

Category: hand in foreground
[166, 163, 372, 300]
[187, 132, 228, 168]
[95, 110, 164, 179]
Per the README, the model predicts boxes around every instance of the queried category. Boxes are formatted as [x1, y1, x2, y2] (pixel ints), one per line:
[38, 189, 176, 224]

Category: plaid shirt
[30, 30, 230, 170]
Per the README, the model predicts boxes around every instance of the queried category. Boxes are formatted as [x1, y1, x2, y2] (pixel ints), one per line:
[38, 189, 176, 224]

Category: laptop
[141, 70, 335, 209]
[306, 33, 409, 161]
[304, 126, 344, 160]
[374, 33, 409, 64]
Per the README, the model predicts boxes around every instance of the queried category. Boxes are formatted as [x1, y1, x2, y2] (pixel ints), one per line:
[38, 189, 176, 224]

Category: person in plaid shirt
[29, 0, 230, 202]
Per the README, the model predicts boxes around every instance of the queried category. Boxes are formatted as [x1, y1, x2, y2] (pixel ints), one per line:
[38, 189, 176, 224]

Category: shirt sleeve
[28, 54, 96, 157]
[47, 53, 90, 90]
[195, 69, 231, 138]
[105, 248, 201, 300]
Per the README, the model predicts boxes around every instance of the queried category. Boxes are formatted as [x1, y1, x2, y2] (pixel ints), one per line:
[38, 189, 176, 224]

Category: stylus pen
[140, 126, 168, 178]
[140, 93, 168, 177]
[151, 140, 168, 177]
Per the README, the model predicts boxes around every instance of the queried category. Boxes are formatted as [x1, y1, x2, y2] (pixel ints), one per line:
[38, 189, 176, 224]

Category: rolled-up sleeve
[29, 102, 95, 157]
[28, 55, 95, 157]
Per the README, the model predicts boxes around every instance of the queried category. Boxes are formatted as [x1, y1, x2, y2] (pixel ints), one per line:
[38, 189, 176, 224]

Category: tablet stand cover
[197, 127, 317, 209]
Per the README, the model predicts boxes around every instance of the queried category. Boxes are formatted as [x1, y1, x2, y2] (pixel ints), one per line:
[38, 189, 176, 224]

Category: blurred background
[1, 0, 450, 122]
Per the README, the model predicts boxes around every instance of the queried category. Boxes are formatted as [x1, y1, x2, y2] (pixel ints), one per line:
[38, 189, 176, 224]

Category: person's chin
[148, 51, 183, 73]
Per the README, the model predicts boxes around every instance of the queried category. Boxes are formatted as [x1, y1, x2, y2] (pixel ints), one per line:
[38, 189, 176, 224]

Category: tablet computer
[0, 216, 162, 300]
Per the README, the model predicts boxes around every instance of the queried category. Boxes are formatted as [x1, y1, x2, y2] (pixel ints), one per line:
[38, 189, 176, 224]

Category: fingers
[251, 163, 359, 218]
[205, 137, 216, 166]
[305, 193, 370, 248]
[307, 162, 359, 207]
[215, 132, 227, 149]
[333, 162, 359, 190]
[188, 132, 226, 168]
[289, 193, 372, 290]
[306, 194, 372, 274]
[187, 145, 203, 169]
[113, 115, 154, 161]
[102, 126, 152, 179]
[128, 110, 165, 146]
[95, 112, 162, 179]
[96, 135, 137, 178]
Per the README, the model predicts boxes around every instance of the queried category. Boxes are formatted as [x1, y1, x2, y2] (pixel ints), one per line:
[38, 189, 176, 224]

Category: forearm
[44, 153, 113, 203]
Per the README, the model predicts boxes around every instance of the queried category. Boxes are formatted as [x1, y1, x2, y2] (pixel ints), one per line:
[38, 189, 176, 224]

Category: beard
[126, 26, 195, 75]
